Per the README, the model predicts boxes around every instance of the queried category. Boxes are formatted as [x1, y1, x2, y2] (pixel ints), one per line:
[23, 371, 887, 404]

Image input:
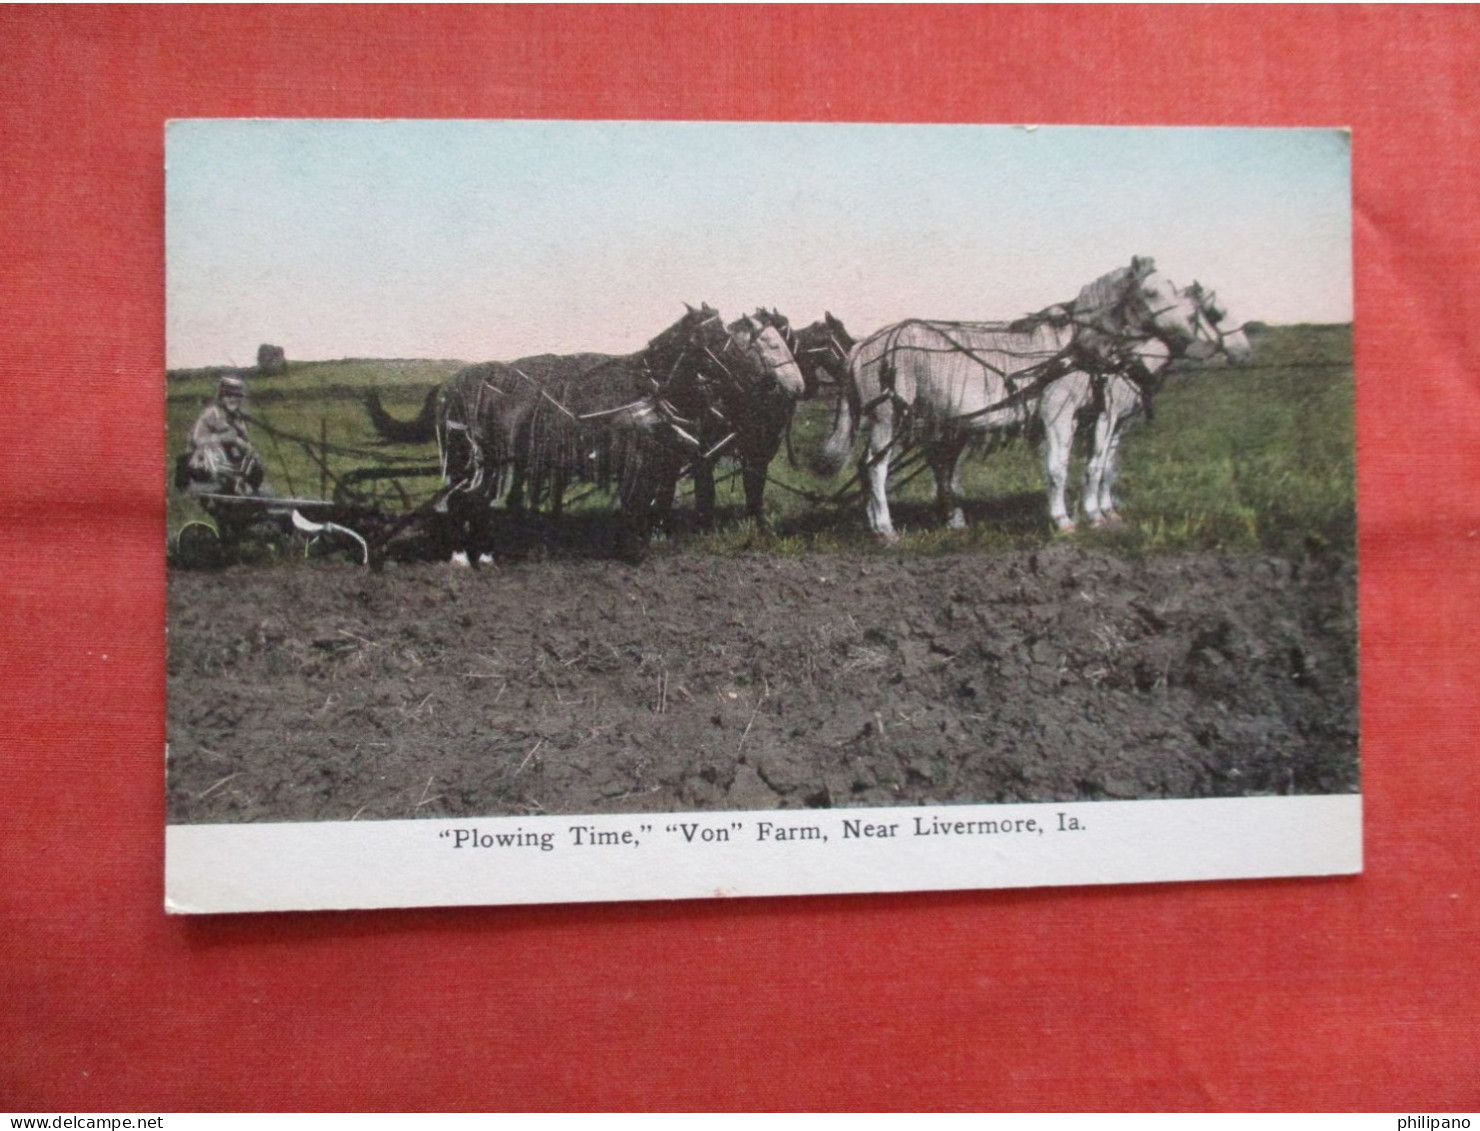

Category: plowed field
[167, 543, 1358, 823]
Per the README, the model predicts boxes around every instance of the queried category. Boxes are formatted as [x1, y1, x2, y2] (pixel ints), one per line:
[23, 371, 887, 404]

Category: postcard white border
[166, 795, 1361, 914]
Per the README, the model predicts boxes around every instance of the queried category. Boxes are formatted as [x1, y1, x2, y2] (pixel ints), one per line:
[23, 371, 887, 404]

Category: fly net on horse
[432, 304, 803, 531]
[516, 354, 688, 510]
[365, 303, 807, 535]
[814, 257, 1213, 540]
[436, 341, 695, 519]
[818, 256, 1185, 473]
[858, 310, 1077, 438]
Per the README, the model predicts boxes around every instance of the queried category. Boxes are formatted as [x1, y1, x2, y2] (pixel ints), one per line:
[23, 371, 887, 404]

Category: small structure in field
[257, 343, 287, 376]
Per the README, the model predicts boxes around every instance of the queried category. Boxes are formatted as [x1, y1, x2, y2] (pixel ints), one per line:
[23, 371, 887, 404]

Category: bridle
[1184, 282, 1247, 357]
[718, 314, 805, 396]
[626, 308, 768, 451]
[800, 333, 850, 386]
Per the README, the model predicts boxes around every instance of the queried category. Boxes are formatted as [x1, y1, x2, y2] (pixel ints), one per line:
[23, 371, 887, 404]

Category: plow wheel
[174, 520, 225, 569]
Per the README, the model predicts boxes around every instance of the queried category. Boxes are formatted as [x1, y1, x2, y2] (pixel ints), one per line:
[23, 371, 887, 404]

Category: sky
[166, 120, 1352, 369]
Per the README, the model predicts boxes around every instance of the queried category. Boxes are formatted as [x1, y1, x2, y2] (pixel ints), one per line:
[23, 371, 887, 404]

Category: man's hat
[218, 375, 247, 398]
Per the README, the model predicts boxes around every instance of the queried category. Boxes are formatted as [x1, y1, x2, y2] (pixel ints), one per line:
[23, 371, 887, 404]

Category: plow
[170, 411, 453, 570]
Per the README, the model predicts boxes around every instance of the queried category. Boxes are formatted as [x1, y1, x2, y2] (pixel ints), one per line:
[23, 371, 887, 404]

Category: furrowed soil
[167, 544, 1358, 823]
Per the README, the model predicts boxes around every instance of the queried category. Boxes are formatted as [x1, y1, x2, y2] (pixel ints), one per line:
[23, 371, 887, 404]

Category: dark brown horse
[366, 306, 801, 559]
[658, 307, 853, 532]
[662, 309, 808, 532]
[788, 311, 856, 398]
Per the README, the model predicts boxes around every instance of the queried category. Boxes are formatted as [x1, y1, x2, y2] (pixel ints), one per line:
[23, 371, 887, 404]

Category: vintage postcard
[165, 121, 1357, 913]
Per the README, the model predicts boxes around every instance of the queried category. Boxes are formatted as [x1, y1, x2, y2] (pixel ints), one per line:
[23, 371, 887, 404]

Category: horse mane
[1075, 257, 1156, 326]
[1008, 302, 1075, 336]
[824, 311, 855, 352]
[750, 307, 794, 349]
[1187, 282, 1227, 324]
[510, 352, 615, 380]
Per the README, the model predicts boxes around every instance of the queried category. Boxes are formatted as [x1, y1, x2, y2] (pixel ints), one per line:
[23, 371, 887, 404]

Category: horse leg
[444, 492, 483, 566]
[929, 436, 969, 530]
[862, 402, 898, 543]
[470, 498, 498, 565]
[616, 466, 668, 562]
[1096, 426, 1127, 525]
[616, 507, 650, 562]
[646, 458, 676, 534]
[644, 450, 688, 536]
[491, 461, 519, 511]
[693, 461, 717, 531]
[1086, 378, 1139, 527]
[743, 407, 789, 533]
[1041, 374, 1089, 532]
[742, 462, 770, 532]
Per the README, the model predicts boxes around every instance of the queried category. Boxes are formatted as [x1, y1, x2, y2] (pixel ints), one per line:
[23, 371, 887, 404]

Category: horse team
[368, 257, 1251, 560]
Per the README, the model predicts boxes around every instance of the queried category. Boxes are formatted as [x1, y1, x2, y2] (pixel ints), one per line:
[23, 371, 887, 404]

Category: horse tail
[811, 368, 861, 477]
[366, 385, 439, 444]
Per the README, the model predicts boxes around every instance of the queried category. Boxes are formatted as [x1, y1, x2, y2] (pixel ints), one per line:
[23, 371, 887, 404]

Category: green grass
[167, 325, 1354, 560]
[1099, 324, 1354, 556]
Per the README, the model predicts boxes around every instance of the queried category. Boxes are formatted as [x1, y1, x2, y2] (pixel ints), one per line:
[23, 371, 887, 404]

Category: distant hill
[166, 358, 466, 384]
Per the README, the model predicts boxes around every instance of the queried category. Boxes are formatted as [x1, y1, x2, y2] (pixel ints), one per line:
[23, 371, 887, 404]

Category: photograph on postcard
[165, 122, 1357, 912]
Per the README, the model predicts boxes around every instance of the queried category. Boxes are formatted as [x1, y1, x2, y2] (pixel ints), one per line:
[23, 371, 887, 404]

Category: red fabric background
[2, 5, 1476, 1112]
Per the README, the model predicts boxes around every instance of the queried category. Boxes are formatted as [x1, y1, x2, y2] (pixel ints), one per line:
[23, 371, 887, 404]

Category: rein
[854, 267, 1187, 454]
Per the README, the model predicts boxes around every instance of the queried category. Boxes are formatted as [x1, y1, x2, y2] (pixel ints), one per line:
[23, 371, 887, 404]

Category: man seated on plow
[180, 374, 268, 500]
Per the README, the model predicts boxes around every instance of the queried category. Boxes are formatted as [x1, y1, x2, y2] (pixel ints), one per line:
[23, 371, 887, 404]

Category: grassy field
[166, 324, 1353, 560]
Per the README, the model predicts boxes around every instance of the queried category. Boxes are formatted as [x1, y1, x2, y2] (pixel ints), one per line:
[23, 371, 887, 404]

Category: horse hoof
[1054, 521, 1077, 535]
[875, 530, 901, 547]
[449, 550, 472, 568]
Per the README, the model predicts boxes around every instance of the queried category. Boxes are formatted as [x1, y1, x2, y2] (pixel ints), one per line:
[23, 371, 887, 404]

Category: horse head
[1074, 258, 1218, 363]
[1130, 268, 1206, 353]
[725, 310, 806, 399]
[1186, 282, 1253, 365]
[790, 312, 856, 398]
[744, 309, 798, 364]
[750, 307, 793, 342]
[642, 303, 724, 386]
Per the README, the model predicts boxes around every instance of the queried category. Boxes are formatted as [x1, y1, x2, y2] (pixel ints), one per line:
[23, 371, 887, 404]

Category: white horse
[816, 257, 1215, 541]
[1039, 281, 1252, 531]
